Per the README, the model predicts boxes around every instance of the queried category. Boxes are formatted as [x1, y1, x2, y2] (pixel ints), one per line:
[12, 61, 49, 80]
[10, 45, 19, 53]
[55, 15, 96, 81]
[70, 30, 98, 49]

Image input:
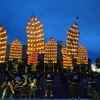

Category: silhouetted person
[1, 71, 14, 99]
[13, 72, 24, 99]
[61, 70, 68, 87]
[27, 72, 37, 99]
[69, 71, 81, 99]
[45, 70, 54, 97]
[36, 71, 42, 90]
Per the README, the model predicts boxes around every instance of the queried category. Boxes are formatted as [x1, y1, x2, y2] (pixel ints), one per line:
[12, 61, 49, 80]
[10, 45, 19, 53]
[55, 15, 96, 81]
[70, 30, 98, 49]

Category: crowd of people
[61, 70, 100, 99]
[1, 70, 42, 99]
[0, 68, 100, 99]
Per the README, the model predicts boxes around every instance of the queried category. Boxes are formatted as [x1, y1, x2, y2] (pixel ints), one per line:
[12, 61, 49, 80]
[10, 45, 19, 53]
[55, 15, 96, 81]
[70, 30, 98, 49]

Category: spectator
[27, 72, 37, 99]
[60, 70, 68, 87]
[69, 71, 81, 99]
[36, 71, 42, 90]
[13, 72, 25, 99]
[1, 71, 14, 99]
[45, 70, 54, 97]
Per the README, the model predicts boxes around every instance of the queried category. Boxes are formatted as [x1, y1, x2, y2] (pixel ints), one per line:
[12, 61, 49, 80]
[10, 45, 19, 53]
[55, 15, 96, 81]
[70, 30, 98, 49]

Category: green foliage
[31, 64, 36, 71]
[12, 61, 19, 71]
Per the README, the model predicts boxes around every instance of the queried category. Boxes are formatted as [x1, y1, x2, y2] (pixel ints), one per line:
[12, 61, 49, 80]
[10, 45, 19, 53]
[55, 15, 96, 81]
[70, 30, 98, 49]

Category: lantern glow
[62, 22, 80, 68]
[77, 45, 88, 64]
[44, 38, 57, 63]
[9, 39, 22, 61]
[26, 16, 44, 65]
[0, 25, 7, 63]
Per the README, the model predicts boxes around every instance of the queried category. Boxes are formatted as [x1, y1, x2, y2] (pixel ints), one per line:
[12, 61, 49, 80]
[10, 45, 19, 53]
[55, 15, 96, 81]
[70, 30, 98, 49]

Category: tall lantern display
[0, 25, 7, 63]
[9, 39, 22, 61]
[62, 20, 80, 69]
[77, 45, 88, 64]
[26, 16, 44, 65]
[27, 50, 38, 66]
[61, 45, 67, 68]
[44, 38, 57, 63]
[61, 45, 72, 68]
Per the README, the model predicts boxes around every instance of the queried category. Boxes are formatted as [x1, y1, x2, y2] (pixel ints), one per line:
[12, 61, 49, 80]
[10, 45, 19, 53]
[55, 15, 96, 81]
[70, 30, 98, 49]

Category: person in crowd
[36, 71, 42, 90]
[87, 71, 94, 96]
[20, 72, 29, 98]
[27, 71, 37, 99]
[69, 70, 81, 99]
[81, 72, 88, 88]
[60, 70, 68, 87]
[95, 74, 100, 98]
[13, 71, 25, 99]
[1, 71, 14, 99]
[45, 70, 55, 97]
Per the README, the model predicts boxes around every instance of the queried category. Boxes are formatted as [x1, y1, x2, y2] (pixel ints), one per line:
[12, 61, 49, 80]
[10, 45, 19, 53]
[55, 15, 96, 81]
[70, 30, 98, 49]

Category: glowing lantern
[9, 39, 22, 61]
[44, 38, 57, 63]
[62, 21, 80, 69]
[77, 45, 88, 64]
[0, 25, 7, 63]
[26, 16, 44, 65]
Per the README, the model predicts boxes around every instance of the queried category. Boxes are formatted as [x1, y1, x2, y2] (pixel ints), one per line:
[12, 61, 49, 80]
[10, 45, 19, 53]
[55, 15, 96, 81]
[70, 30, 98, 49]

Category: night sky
[0, 0, 100, 63]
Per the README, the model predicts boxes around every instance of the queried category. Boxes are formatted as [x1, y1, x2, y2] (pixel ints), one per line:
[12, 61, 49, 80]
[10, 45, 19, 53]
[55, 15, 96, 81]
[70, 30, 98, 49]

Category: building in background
[26, 16, 44, 65]
[0, 25, 7, 63]
[9, 38, 22, 61]
[77, 45, 88, 64]
[44, 38, 57, 63]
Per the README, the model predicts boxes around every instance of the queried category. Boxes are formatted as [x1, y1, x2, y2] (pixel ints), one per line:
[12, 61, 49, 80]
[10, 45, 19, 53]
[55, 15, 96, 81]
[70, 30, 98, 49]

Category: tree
[30, 63, 36, 71]
[12, 59, 19, 72]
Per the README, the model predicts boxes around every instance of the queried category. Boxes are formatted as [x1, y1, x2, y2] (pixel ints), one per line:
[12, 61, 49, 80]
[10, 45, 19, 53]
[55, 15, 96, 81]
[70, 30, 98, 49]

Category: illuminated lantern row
[0, 25, 7, 63]
[44, 38, 57, 63]
[66, 23, 80, 59]
[77, 45, 88, 64]
[62, 22, 80, 68]
[9, 39, 22, 61]
[27, 50, 38, 66]
[26, 16, 44, 65]
[61, 45, 73, 68]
